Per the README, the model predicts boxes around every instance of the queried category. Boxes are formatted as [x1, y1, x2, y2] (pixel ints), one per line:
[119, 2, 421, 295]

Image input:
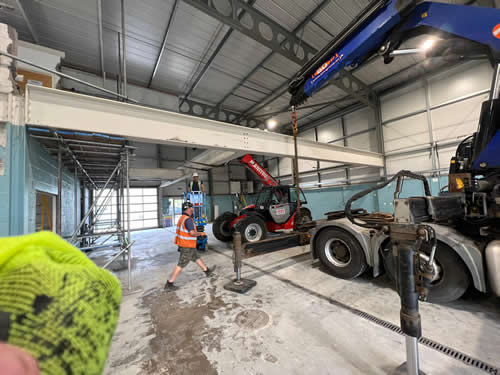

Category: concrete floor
[91, 226, 500, 375]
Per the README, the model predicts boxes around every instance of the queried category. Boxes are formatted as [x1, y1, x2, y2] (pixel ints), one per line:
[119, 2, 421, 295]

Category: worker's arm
[189, 229, 205, 237]
[187, 184, 192, 192]
[201, 183, 205, 193]
[185, 217, 204, 237]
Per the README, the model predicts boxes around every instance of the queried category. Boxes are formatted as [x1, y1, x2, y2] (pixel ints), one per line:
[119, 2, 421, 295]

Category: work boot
[204, 266, 216, 277]
[164, 281, 178, 291]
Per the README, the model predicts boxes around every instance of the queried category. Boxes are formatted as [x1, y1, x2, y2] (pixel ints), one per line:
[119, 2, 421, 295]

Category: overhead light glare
[267, 119, 277, 129]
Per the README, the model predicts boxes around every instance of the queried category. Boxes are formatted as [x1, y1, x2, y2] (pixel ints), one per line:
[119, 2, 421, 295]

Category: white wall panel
[319, 169, 347, 185]
[267, 159, 279, 177]
[347, 132, 378, 152]
[386, 151, 432, 176]
[212, 166, 229, 180]
[317, 119, 343, 142]
[344, 107, 374, 134]
[320, 140, 344, 169]
[279, 157, 292, 176]
[431, 94, 488, 142]
[229, 165, 247, 180]
[436, 144, 458, 171]
[383, 113, 429, 153]
[344, 107, 378, 152]
[299, 130, 318, 172]
[163, 181, 186, 196]
[350, 167, 381, 182]
[381, 82, 426, 122]
[214, 181, 230, 195]
[429, 62, 492, 106]
[299, 159, 318, 173]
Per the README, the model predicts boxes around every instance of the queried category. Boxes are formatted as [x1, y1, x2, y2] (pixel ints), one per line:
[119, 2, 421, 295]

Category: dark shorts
[177, 247, 200, 268]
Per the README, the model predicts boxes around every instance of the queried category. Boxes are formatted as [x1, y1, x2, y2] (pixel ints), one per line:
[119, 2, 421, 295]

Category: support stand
[224, 232, 257, 294]
[389, 225, 427, 375]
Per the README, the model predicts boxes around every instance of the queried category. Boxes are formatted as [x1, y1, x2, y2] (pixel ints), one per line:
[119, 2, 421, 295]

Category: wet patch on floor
[140, 282, 242, 375]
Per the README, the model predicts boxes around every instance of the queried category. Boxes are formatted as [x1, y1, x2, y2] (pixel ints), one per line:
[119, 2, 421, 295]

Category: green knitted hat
[0, 231, 122, 374]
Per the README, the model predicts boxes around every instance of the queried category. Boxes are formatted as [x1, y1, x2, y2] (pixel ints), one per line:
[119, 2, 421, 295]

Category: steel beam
[97, 0, 106, 84]
[15, 0, 39, 43]
[182, 0, 316, 66]
[26, 85, 384, 167]
[57, 146, 62, 235]
[179, 98, 264, 127]
[121, 0, 127, 97]
[149, 0, 179, 87]
[179, 0, 258, 109]
[185, 0, 376, 123]
[202, 0, 332, 120]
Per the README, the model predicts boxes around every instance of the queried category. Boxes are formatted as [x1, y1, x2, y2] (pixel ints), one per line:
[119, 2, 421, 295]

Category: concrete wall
[0, 124, 80, 237]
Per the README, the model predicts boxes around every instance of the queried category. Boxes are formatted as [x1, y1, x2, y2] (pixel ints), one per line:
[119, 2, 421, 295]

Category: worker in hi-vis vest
[188, 172, 205, 193]
[164, 202, 213, 290]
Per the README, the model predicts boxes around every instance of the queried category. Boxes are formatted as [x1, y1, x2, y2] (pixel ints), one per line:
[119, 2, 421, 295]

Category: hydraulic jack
[389, 224, 436, 375]
[224, 231, 257, 294]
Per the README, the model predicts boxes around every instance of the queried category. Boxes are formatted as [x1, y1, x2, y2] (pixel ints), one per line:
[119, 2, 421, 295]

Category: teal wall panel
[0, 123, 12, 236]
[376, 176, 448, 214]
[0, 125, 80, 237]
[27, 137, 80, 237]
[304, 183, 378, 220]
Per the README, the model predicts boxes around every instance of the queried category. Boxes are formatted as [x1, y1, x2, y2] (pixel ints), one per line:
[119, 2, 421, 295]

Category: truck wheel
[213, 212, 237, 242]
[316, 228, 367, 279]
[236, 216, 267, 243]
[381, 241, 470, 303]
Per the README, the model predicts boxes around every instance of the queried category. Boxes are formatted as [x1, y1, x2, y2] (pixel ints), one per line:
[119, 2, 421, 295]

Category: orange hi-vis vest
[174, 214, 197, 248]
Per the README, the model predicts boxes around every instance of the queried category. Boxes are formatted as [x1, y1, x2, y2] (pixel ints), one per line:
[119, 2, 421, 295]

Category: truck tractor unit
[286, 0, 500, 303]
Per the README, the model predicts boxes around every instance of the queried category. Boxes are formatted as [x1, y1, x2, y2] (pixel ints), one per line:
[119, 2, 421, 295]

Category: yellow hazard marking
[421, 12, 428, 19]
[456, 178, 464, 190]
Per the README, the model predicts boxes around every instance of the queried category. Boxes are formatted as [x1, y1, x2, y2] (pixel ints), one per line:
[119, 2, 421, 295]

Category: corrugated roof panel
[300, 21, 332, 51]
[314, 2, 353, 37]
[102, 0, 176, 46]
[263, 53, 301, 79]
[233, 85, 267, 102]
[254, 0, 314, 32]
[152, 52, 199, 93]
[153, 2, 231, 94]
[210, 32, 271, 80]
[191, 67, 242, 102]
[0, 0, 34, 42]
[249, 68, 287, 91]
[222, 95, 258, 113]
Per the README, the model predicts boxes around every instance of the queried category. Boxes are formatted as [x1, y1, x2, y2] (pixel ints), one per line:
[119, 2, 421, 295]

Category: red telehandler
[212, 154, 312, 244]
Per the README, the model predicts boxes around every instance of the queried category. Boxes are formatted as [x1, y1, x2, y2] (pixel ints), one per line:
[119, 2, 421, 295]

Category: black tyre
[381, 241, 470, 303]
[236, 215, 267, 243]
[212, 212, 237, 242]
[315, 228, 367, 279]
[295, 208, 313, 232]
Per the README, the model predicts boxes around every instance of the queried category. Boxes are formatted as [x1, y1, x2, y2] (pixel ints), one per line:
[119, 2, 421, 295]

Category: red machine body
[212, 154, 311, 243]
[240, 154, 279, 187]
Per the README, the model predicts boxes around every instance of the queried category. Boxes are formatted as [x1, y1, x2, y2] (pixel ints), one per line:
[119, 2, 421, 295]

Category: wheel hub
[419, 254, 442, 284]
[245, 223, 263, 242]
[324, 238, 352, 268]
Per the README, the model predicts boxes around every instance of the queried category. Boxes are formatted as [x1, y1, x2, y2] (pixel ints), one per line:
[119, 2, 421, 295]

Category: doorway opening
[36, 191, 56, 232]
